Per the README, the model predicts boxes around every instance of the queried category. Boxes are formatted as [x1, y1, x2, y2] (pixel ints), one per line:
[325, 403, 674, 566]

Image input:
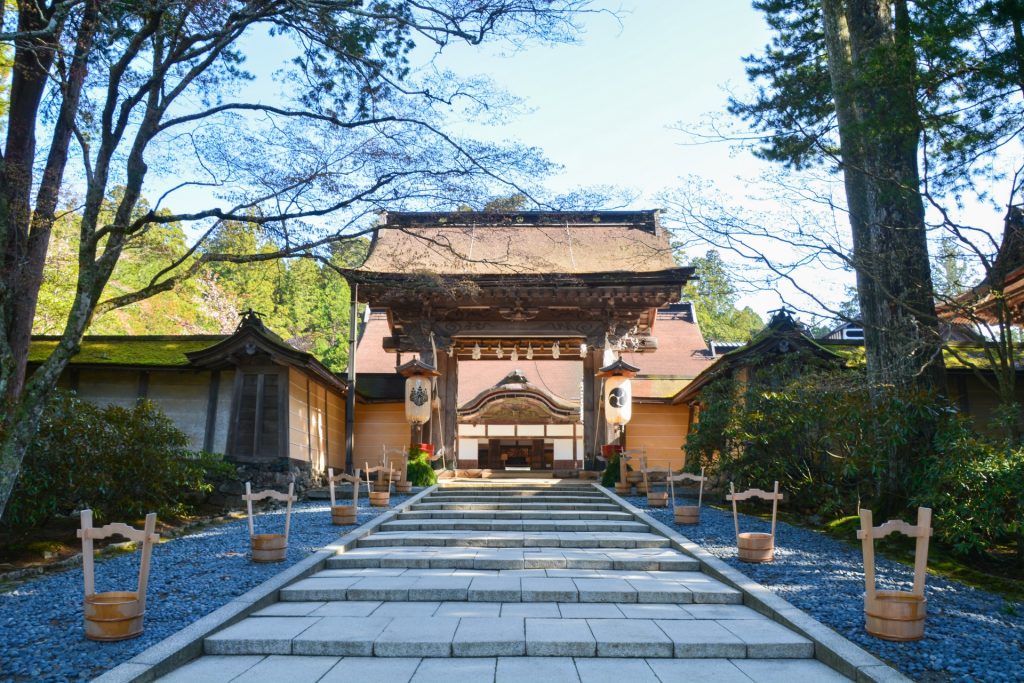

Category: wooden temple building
[30, 211, 716, 482]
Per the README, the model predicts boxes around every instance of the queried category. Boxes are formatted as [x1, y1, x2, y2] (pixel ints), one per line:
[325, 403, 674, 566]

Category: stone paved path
[154, 482, 852, 682]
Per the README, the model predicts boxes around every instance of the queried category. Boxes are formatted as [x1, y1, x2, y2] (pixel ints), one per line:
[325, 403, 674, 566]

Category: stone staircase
[155, 482, 851, 682]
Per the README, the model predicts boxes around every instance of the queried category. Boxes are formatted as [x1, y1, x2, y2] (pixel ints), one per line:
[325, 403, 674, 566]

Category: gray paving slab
[469, 576, 522, 601]
[733, 658, 852, 682]
[525, 618, 595, 656]
[495, 656, 580, 683]
[435, 601, 502, 617]
[252, 602, 325, 616]
[521, 577, 578, 602]
[574, 658, 660, 683]
[719, 619, 815, 658]
[453, 617, 527, 656]
[587, 618, 673, 658]
[683, 604, 768, 620]
[500, 602, 560, 618]
[645, 658, 755, 683]
[557, 603, 624, 619]
[654, 619, 747, 658]
[411, 657, 496, 683]
[153, 655, 263, 682]
[371, 601, 441, 617]
[574, 578, 637, 603]
[409, 575, 473, 600]
[374, 616, 460, 657]
[291, 616, 393, 656]
[318, 657, 421, 683]
[310, 601, 382, 617]
[229, 654, 339, 683]
[204, 617, 320, 655]
[615, 603, 691, 620]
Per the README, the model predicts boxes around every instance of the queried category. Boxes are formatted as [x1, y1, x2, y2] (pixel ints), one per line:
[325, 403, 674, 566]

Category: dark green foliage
[406, 447, 438, 487]
[912, 419, 1024, 563]
[684, 353, 941, 517]
[686, 354, 1024, 561]
[601, 450, 623, 487]
[2, 391, 227, 532]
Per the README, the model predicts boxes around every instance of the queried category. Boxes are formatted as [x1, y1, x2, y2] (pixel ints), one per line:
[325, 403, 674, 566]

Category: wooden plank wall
[354, 402, 408, 469]
[625, 402, 690, 471]
[288, 368, 340, 475]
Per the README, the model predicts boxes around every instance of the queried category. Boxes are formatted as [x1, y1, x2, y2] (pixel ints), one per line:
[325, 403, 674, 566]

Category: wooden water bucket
[737, 532, 774, 562]
[727, 481, 783, 564]
[865, 591, 927, 641]
[331, 505, 357, 525]
[373, 482, 391, 493]
[243, 482, 295, 565]
[614, 482, 632, 494]
[369, 491, 390, 507]
[365, 462, 394, 508]
[395, 481, 412, 494]
[251, 533, 287, 562]
[859, 507, 932, 642]
[636, 482, 648, 495]
[675, 505, 700, 524]
[669, 468, 707, 527]
[647, 492, 668, 507]
[78, 510, 158, 642]
[84, 591, 145, 641]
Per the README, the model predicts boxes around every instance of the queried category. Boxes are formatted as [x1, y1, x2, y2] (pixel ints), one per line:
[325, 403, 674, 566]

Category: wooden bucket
[636, 482, 648, 495]
[614, 482, 632, 494]
[369, 491, 390, 507]
[647, 492, 668, 507]
[251, 533, 287, 563]
[84, 591, 144, 641]
[395, 481, 412, 494]
[675, 505, 700, 525]
[737, 532, 774, 563]
[373, 482, 391, 493]
[331, 505, 357, 525]
[865, 591, 927, 641]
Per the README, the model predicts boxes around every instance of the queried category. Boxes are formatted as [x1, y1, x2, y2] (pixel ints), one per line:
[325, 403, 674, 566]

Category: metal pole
[345, 284, 358, 473]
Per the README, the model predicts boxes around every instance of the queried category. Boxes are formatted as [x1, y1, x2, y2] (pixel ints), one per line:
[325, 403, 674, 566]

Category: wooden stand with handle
[858, 507, 932, 641]
[365, 463, 394, 507]
[616, 448, 645, 494]
[79, 510, 159, 641]
[726, 481, 783, 563]
[641, 460, 669, 507]
[243, 482, 296, 563]
[328, 467, 361, 525]
[386, 446, 412, 493]
[669, 468, 707, 524]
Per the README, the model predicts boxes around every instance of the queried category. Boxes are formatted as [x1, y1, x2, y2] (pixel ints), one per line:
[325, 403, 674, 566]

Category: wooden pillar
[582, 347, 610, 470]
[432, 351, 458, 467]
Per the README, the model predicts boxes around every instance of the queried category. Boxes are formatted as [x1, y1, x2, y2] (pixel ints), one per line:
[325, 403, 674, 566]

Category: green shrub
[601, 450, 627, 487]
[406, 447, 438, 487]
[912, 418, 1024, 561]
[3, 391, 224, 532]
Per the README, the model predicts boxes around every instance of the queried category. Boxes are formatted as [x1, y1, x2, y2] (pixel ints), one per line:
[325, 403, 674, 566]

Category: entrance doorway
[478, 439, 554, 470]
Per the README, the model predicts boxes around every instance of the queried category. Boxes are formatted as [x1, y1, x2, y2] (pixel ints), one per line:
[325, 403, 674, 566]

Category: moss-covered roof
[826, 343, 1023, 371]
[29, 336, 224, 367]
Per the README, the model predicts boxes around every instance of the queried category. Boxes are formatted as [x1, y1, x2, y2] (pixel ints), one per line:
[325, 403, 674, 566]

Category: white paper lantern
[405, 376, 431, 424]
[604, 375, 633, 426]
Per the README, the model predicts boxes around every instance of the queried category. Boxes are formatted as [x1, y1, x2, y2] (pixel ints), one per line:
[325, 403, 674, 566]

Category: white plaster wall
[146, 371, 210, 450]
[458, 438, 479, 462]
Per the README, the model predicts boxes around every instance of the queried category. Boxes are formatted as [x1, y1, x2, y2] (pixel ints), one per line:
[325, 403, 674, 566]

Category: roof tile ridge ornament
[596, 357, 641, 378]
[237, 308, 267, 332]
[396, 357, 441, 378]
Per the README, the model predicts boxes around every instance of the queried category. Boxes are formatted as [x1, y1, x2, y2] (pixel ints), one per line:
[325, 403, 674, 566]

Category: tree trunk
[821, 0, 946, 505]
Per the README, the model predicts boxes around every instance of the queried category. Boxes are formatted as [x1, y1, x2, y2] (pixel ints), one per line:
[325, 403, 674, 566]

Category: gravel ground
[0, 495, 411, 682]
[622, 493, 1023, 683]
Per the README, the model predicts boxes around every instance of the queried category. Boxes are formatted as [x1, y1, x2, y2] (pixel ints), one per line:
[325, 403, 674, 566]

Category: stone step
[397, 510, 635, 521]
[279, 570, 741, 604]
[379, 519, 650, 533]
[204, 612, 810, 658]
[412, 502, 621, 511]
[424, 495, 609, 504]
[357, 531, 670, 549]
[326, 547, 700, 571]
[159, 654, 850, 682]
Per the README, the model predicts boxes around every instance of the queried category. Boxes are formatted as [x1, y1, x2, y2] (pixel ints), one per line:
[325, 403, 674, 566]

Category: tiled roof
[29, 336, 224, 367]
[621, 303, 715, 379]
